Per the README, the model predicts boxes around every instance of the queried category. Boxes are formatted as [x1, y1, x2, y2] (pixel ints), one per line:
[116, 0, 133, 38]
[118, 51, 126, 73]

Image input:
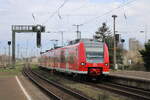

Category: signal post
[11, 25, 45, 68]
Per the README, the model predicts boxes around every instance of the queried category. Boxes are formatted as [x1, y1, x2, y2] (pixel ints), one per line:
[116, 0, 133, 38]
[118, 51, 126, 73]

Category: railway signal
[115, 34, 120, 42]
[8, 41, 11, 45]
[8, 41, 11, 67]
[32, 25, 45, 47]
[121, 39, 125, 43]
[32, 25, 45, 32]
[36, 32, 41, 47]
[11, 25, 45, 68]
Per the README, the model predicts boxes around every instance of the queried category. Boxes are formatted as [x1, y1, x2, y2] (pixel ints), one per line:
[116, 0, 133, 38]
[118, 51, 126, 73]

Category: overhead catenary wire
[65, 0, 89, 14]
[42, 0, 139, 45]
[60, 0, 138, 34]
[32, 13, 36, 25]
[42, 0, 70, 25]
[81, 0, 138, 25]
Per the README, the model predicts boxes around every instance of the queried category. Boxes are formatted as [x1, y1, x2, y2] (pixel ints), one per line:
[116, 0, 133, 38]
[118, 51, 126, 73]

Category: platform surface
[110, 70, 150, 80]
[0, 77, 27, 100]
[0, 75, 50, 100]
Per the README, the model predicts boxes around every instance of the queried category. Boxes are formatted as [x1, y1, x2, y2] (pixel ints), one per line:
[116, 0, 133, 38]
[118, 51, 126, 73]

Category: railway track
[37, 67, 150, 100]
[89, 82, 150, 100]
[22, 67, 91, 100]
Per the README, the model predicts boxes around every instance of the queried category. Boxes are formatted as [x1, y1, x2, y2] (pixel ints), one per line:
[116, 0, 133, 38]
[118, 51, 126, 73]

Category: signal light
[8, 41, 11, 45]
[33, 25, 45, 48]
[37, 32, 41, 47]
[115, 34, 120, 42]
[32, 25, 45, 32]
[121, 39, 125, 43]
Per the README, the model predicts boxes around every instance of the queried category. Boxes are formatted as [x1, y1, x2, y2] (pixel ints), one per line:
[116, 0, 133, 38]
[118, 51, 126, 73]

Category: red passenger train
[39, 38, 110, 78]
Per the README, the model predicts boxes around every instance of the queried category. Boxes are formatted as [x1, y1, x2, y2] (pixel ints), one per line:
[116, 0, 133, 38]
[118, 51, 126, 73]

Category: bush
[139, 41, 150, 71]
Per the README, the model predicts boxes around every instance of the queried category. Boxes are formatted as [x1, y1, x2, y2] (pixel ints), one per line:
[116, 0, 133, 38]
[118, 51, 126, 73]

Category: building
[124, 38, 144, 65]
[129, 38, 142, 51]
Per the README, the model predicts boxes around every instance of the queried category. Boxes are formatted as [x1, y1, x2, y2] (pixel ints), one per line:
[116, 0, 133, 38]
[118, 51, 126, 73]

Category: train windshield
[83, 40, 104, 63]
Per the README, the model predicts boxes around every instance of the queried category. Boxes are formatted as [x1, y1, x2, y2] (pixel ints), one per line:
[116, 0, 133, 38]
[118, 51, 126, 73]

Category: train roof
[68, 38, 103, 45]
[41, 38, 103, 54]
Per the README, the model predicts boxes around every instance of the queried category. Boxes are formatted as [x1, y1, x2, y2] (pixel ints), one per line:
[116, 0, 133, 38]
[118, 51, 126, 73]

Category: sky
[0, 0, 150, 57]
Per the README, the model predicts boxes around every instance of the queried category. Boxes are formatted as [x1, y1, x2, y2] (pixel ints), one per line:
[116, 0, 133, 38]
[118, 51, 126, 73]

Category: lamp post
[140, 25, 147, 43]
[112, 15, 117, 70]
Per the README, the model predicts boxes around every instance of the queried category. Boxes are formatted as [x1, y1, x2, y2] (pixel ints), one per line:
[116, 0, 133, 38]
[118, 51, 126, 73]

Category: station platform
[0, 75, 50, 100]
[109, 70, 150, 90]
[0, 77, 27, 100]
[110, 70, 150, 80]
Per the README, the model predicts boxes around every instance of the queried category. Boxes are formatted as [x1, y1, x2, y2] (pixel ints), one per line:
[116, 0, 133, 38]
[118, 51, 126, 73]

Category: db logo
[93, 63, 97, 66]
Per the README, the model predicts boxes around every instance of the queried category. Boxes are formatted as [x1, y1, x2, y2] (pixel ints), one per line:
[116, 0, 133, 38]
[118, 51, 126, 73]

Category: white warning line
[15, 76, 32, 100]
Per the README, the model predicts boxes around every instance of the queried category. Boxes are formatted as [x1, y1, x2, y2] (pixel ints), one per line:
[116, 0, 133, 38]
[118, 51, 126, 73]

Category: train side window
[65, 49, 69, 62]
[69, 54, 74, 64]
[60, 50, 65, 63]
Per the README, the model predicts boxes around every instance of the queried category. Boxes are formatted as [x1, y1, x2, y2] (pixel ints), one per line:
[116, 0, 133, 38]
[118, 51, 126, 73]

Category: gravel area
[110, 70, 150, 80]
[36, 69, 130, 100]
[29, 72, 78, 100]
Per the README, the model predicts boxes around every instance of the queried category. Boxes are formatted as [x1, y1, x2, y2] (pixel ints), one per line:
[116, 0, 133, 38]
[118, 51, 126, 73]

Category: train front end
[79, 39, 110, 77]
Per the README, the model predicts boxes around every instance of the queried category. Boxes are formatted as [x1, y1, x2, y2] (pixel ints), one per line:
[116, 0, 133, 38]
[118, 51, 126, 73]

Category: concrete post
[112, 15, 117, 70]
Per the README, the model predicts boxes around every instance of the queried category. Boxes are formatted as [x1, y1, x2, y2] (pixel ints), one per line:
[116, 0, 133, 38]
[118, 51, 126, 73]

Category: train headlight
[105, 63, 109, 66]
[81, 62, 86, 66]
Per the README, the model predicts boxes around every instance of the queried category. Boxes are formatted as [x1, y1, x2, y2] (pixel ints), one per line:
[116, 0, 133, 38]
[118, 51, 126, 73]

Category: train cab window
[84, 40, 104, 63]
[86, 51, 103, 63]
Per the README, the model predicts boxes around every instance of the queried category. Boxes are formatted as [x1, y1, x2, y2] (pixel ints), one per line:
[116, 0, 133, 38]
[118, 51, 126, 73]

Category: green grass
[0, 63, 25, 77]
[0, 63, 40, 77]
[30, 64, 39, 69]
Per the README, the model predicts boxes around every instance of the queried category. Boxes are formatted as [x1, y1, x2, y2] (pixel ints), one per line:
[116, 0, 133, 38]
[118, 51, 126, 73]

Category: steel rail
[29, 67, 91, 100]
[37, 67, 150, 100]
[103, 82, 150, 98]
[91, 83, 150, 100]
[23, 67, 91, 100]
[23, 67, 61, 100]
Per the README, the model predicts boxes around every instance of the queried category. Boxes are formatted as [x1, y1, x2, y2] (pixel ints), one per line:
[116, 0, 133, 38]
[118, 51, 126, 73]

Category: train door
[54, 51, 56, 69]
[65, 49, 69, 72]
